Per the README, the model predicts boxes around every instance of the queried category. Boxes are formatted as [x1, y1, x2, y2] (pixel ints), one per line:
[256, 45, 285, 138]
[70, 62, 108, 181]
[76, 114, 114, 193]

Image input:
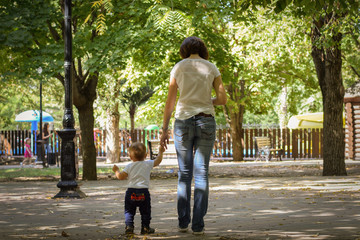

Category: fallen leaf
[61, 230, 69, 237]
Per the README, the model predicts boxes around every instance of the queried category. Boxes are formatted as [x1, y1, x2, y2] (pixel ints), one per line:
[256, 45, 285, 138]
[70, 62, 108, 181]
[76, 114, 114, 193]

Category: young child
[22, 138, 33, 165]
[112, 142, 165, 235]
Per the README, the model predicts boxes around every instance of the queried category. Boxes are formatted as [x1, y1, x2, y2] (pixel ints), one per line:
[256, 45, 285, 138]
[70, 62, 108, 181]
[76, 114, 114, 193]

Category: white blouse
[170, 58, 221, 120]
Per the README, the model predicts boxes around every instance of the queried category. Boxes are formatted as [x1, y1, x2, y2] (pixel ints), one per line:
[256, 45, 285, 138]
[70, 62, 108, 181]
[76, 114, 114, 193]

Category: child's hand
[112, 165, 119, 173]
[159, 145, 165, 153]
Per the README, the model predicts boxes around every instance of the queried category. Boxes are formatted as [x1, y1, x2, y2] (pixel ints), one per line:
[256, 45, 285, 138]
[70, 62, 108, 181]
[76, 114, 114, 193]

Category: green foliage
[0, 0, 65, 131]
[119, 74, 154, 115]
[146, 4, 189, 38]
[225, 10, 320, 124]
[84, 0, 113, 35]
[230, 0, 359, 126]
[120, 86, 154, 112]
[341, 14, 360, 86]
[1, 0, 359, 131]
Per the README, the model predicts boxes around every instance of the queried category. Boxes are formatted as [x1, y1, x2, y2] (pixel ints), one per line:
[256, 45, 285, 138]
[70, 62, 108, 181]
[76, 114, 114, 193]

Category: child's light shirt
[123, 160, 155, 188]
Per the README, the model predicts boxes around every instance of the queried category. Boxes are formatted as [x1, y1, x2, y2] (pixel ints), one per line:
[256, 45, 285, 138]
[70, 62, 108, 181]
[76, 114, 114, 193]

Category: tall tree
[1, 1, 99, 179]
[0, 0, 153, 179]
[237, 0, 359, 175]
[190, 5, 318, 160]
[127, 2, 319, 162]
[119, 75, 154, 141]
[310, 11, 346, 175]
[96, 70, 122, 163]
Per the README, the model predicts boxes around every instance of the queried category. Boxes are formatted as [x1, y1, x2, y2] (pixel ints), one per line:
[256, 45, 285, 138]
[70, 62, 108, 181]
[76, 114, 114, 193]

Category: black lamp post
[54, 0, 85, 198]
[37, 67, 46, 168]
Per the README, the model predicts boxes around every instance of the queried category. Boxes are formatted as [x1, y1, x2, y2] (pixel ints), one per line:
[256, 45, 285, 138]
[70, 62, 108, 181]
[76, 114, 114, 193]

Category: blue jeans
[174, 115, 216, 232]
[44, 143, 52, 155]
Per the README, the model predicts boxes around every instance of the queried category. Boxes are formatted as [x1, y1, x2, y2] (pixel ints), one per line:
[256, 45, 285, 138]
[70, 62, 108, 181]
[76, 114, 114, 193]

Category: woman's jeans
[44, 143, 52, 154]
[174, 115, 216, 232]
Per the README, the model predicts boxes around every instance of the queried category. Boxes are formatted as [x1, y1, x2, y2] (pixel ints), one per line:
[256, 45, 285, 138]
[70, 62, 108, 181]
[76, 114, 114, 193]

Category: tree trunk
[278, 86, 288, 129]
[228, 106, 244, 161]
[73, 72, 98, 180]
[129, 104, 136, 142]
[105, 103, 120, 164]
[311, 16, 346, 176]
[224, 77, 245, 161]
[77, 102, 97, 180]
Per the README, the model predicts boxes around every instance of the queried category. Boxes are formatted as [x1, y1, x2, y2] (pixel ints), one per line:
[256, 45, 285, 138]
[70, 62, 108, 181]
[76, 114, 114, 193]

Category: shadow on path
[1, 176, 360, 239]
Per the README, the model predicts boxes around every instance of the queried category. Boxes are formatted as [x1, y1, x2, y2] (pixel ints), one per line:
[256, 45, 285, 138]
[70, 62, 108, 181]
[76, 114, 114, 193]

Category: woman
[42, 123, 52, 154]
[160, 36, 227, 235]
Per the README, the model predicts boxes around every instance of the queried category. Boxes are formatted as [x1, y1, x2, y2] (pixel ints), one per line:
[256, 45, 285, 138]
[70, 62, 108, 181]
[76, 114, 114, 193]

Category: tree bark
[73, 72, 98, 180]
[311, 16, 347, 176]
[225, 77, 245, 161]
[278, 86, 288, 129]
[105, 103, 120, 164]
[228, 106, 244, 161]
[129, 104, 136, 142]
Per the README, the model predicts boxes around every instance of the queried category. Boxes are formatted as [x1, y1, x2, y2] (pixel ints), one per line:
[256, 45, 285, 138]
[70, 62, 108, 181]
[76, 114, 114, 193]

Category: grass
[0, 166, 117, 180]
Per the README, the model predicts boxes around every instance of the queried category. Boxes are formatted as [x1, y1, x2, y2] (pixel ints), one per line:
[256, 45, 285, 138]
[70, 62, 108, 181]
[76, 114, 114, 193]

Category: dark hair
[129, 142, 147, 160]
[43, 123, 49, 135]
[180, 36, 209, 60]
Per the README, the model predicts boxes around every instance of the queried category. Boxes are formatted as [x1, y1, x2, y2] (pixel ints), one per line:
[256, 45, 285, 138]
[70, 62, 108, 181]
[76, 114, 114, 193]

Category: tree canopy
[1, 0, 359, 176]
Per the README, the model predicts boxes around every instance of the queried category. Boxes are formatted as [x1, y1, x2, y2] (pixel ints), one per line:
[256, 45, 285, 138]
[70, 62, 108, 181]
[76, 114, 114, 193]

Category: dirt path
[1, 174, 360, 240]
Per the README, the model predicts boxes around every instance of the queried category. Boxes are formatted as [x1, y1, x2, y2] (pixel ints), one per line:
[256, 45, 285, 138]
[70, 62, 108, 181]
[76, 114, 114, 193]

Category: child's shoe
[192, 229, 205, 235]
[178, 226, 188, 232]
[125, 225, 134, 234]
[141, 226, 155, 234]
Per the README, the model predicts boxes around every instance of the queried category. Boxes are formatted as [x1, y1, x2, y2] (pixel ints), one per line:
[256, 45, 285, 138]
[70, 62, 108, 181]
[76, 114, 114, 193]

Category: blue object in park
[15, 110, 54, 153]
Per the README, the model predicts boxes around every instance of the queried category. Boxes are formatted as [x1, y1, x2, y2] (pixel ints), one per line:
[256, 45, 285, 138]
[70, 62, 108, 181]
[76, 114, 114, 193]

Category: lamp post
[54, 0, 85, 198]
[37, 67, 46, 168]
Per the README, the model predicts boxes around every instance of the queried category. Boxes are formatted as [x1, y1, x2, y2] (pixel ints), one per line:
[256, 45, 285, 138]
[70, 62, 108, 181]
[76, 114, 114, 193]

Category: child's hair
[129, 142, 147, 160]
[25, 138, 30, 143]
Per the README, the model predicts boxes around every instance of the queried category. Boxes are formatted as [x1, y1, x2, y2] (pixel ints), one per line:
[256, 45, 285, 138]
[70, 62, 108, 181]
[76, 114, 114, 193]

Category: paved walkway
[1, 160, 360, 239]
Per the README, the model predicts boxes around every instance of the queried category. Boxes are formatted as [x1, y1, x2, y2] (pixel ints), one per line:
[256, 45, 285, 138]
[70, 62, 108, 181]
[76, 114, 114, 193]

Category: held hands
[153, 144, 166, 167]
[159, 145, 165, 154]
[112, 165, 119, 173]
[160, 130, 169, 149]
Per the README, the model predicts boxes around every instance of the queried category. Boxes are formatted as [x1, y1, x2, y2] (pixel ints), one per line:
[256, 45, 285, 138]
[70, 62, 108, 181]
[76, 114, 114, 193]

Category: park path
[1, 166, 360, 240]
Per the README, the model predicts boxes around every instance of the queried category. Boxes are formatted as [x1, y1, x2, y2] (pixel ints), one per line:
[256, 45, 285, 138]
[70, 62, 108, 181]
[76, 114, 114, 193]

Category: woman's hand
[160, 129, 169, 149]
[159, 145, 166, 153]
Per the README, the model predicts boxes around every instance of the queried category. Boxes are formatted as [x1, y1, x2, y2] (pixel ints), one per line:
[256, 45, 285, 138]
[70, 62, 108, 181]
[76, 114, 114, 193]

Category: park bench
[148, 139, 176, 160]
[254, 136, 283, 162]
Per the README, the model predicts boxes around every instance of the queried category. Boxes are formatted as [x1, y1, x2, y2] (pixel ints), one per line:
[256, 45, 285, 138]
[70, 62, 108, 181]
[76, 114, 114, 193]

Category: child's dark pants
[125, 188, 151, 227]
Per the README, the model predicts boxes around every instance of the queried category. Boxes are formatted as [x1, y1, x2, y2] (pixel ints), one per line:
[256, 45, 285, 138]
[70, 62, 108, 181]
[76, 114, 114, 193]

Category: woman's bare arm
[212, 75, 227, 105]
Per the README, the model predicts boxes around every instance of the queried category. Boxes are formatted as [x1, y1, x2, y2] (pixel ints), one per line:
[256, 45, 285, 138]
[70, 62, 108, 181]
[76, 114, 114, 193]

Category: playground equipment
[14, 110, 54, 151]
[288, 112, 345, 129]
